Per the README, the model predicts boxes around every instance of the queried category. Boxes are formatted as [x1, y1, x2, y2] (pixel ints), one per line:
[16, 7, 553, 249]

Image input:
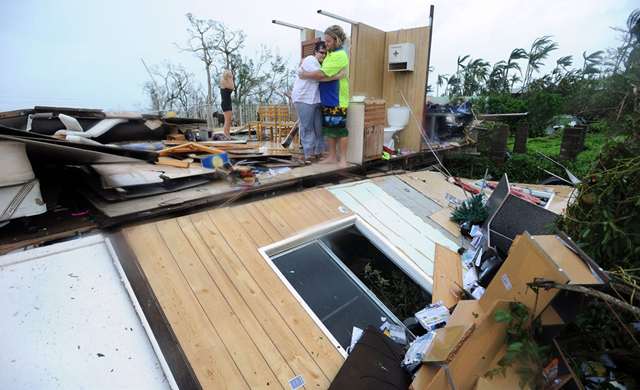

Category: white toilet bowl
[384, 105, 411, 149]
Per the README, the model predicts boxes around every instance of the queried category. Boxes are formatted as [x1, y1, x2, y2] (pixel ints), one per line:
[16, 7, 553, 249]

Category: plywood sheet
[382, 27, 431, 151]
[410, 300, 510, 390]
[532, 235, 599, 285]
[399, 170, 468, 207]
[349, 23, 386, 98]
[479, 233, 569, 317]
[432, 244, 463, 309]
[429, 208, 461, 238]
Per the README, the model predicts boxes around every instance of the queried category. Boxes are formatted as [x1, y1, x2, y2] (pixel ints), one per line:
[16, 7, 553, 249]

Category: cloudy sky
[0, 0, 636, 111]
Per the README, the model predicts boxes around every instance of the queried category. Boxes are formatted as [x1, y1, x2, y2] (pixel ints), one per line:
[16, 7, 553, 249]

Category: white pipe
[316, 10, 358, 25]
[271, 19, 304, 30]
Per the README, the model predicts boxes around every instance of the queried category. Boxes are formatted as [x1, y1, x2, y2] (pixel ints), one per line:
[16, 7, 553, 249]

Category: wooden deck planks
[176, 215, 296, 388]
[208, 207, 345, 378]
[189, 210, 332, 388]
[122, 189, 354, 389]
[123, 224, 249, 390]
[155, 219, 280, 389]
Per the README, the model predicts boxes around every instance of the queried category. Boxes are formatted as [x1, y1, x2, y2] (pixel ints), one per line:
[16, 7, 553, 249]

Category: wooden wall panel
[349, 23, 386, 99]
[383, 27, 431, 152]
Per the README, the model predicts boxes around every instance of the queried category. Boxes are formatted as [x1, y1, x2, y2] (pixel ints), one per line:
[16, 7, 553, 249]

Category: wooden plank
[123, 224, 249, 390]
[252, 198, 296, 238]
[532, 235, 599, 285]
[398, 171, 468, 207]
[349, 23, 387, 98]
[229, 206, 273, 247]
[410, 300, 510, 390]
[156, 156, 192, 168]
[267, 193, 323, 233]
[244, 203, 282, 242]
[208, 208, 345, 379]
[188, 211, 333, 388]
[154, 219, 280, 389]
[479, 233, 569, 317]
[429, 208, 461, 238]
[382, 26, 431, 151]
[175, 215, 297, 388]
[301, 189, 350, 220]
[432, 244, 463, 309]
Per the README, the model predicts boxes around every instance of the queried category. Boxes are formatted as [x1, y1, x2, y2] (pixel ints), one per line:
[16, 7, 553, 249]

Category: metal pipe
[424, 5, 435, 139]
[271, 19, 305, 30]
[316, 9, 358, 25]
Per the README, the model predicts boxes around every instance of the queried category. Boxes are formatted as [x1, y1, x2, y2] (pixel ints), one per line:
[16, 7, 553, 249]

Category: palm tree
[581, 50, 604, 77]
[447, 75, 461, 97]
[436, 74, 449, 96]
[551, 55, 573, 84]
[522, 35, 558, 90]
[487, 61, 506, 92]
[462, 58, 490, 95]
[504, 48, 527, 91]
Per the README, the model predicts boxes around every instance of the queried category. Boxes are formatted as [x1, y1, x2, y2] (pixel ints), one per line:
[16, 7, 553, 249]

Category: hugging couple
[291, 25, 349, 167]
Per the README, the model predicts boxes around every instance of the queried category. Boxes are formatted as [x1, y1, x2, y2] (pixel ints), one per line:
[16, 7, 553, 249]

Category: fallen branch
[528, 279, 640, 318]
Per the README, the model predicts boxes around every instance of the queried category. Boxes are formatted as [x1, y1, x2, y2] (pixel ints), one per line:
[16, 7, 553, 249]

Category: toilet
[384, 105, 410, 149]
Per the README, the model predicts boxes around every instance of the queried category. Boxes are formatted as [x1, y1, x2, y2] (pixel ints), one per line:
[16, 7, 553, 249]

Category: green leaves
[450, 194, 489, 225]
[494, 309, 512, 323]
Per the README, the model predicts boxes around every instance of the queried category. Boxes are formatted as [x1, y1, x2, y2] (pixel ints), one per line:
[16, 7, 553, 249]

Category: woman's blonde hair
[220, 69, 234, 89]
[324, 25, 347, 48]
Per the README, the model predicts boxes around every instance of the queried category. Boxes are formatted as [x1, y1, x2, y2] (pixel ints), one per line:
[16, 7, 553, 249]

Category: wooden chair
[249, 104, 298, 144]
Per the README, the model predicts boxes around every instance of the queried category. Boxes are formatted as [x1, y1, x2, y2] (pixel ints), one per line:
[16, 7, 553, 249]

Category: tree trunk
[205, 64, 214, 129]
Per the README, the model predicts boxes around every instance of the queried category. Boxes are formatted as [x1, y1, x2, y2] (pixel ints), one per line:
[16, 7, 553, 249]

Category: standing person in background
[219, 69, 234, 137]
[299, 25, 350, 167]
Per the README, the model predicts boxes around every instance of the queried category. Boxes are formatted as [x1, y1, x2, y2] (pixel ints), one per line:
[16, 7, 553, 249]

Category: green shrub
[523, 90, 566, 137]
[557, 136, 640, 269]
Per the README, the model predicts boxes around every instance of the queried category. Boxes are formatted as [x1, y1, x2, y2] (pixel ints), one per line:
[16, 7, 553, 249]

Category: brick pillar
[560, 125, 586, 160]
[513, 123, 528, 154]
[489, 124, 509, 165]
[476, 126, 491, 154]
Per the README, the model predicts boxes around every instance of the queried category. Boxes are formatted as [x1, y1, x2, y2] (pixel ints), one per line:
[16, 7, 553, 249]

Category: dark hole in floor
[322, 226, 432, 322]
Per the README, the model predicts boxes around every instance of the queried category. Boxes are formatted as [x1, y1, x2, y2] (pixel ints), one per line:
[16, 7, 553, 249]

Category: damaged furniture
[410, 232, 604, 390]
[0, 141, 46, 225]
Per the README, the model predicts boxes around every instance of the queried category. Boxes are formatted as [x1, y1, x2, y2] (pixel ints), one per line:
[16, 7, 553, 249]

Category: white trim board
[329, 180, 459, 278]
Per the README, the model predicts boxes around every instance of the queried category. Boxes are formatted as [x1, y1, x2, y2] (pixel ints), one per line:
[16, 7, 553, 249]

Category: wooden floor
[122, 188, 350, 389]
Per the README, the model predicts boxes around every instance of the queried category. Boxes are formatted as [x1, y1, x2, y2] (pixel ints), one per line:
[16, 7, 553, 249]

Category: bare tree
[143, 62, 207, 118]
[255, 49, 296, 104]
[178, 13, 219, 127]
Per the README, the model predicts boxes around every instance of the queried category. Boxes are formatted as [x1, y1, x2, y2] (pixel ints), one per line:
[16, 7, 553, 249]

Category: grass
[507, 131, 607, 178]
[444, 131, 607, 183]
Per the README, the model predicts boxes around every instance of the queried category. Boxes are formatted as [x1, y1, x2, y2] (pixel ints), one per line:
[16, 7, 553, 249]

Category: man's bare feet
[338, 161, 348, 168]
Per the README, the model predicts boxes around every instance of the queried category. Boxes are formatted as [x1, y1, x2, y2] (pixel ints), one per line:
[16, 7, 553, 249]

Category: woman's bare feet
[338, 160, 348, 168]
[319, 157, 338, 164]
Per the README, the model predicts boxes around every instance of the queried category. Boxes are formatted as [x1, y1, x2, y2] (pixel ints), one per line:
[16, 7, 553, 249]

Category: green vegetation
[486, 302, 548, 389]
[444, 130, 606, 183]
[443, 9, 640, 386]
[558, 136, 640, 269]
[437, 9, 639, 137]
[450, 195, 488, 225]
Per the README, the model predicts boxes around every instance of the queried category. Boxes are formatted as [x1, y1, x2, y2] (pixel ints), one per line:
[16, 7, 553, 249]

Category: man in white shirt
[292, 41, 327, 161]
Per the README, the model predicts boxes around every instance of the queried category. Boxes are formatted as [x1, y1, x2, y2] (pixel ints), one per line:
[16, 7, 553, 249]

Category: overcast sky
[0, 0, 636, 111]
